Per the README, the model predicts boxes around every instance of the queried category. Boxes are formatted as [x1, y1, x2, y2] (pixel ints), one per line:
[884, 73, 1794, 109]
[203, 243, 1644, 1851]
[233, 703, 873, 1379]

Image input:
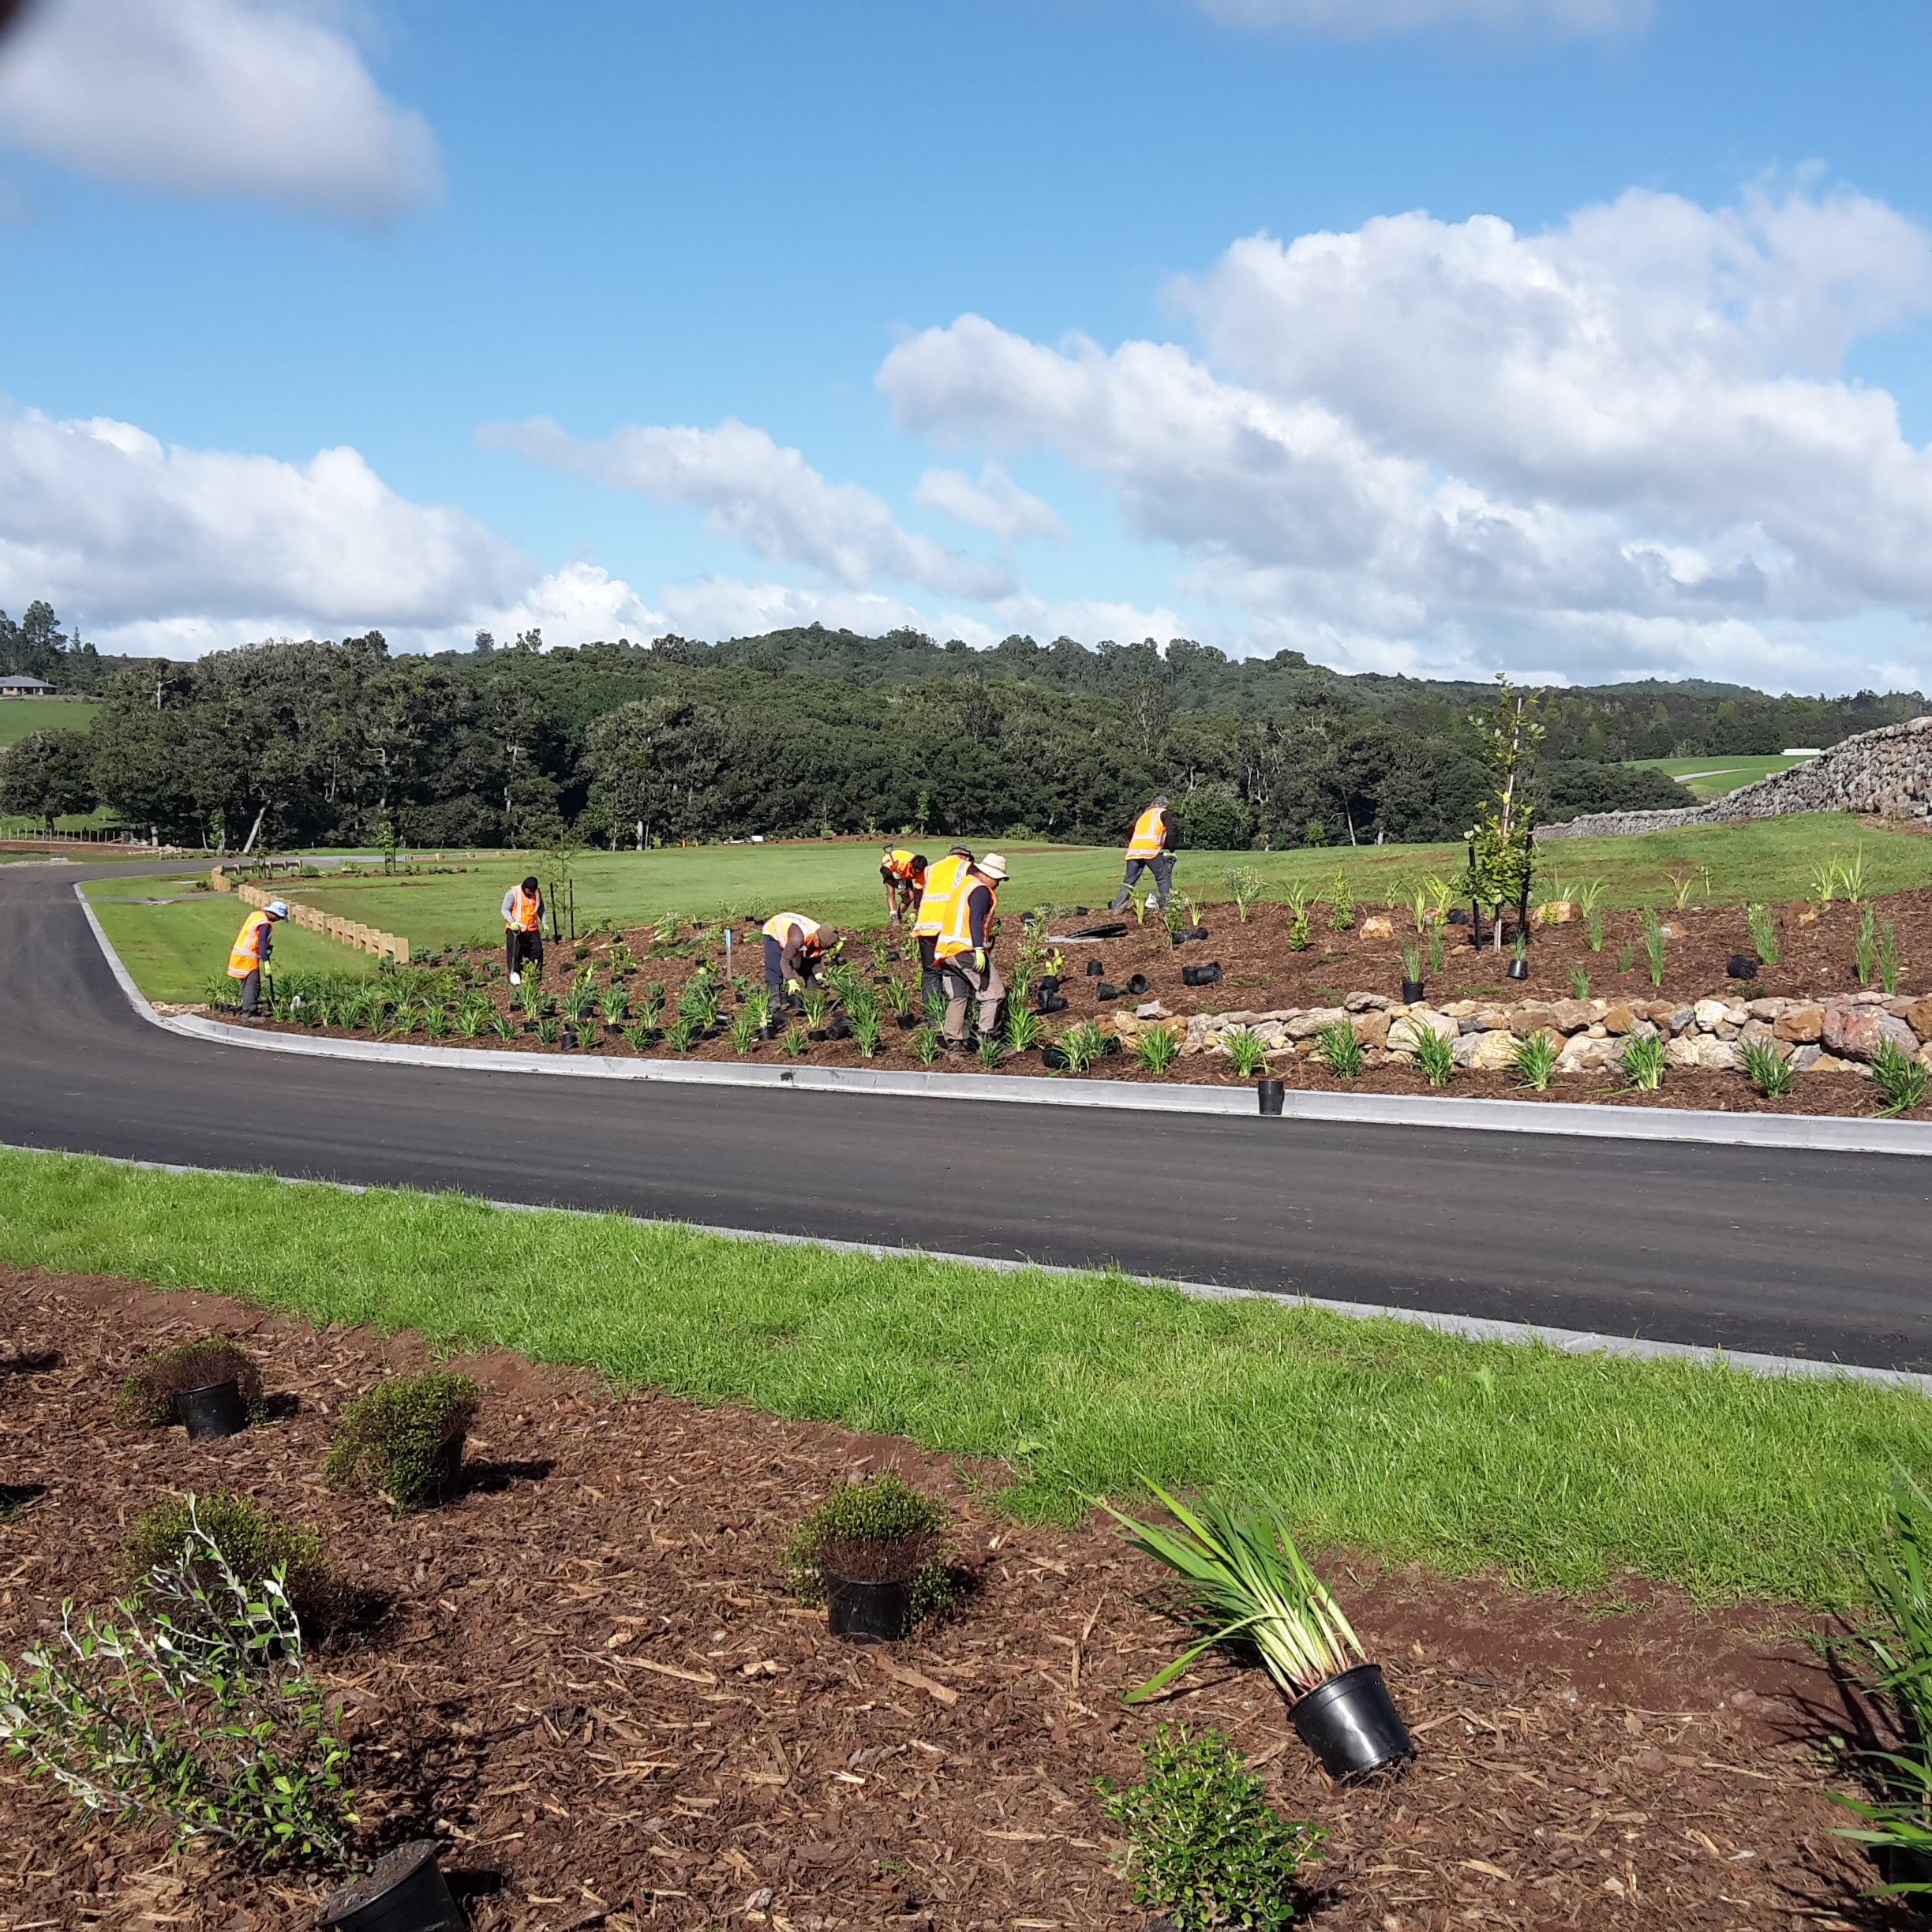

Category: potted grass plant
[1099, 1484, 1414, 1781]
[114, 1335, 266, 1441]
[783, 1472, 957, 1643]
[1399, 938, 1425, 1005]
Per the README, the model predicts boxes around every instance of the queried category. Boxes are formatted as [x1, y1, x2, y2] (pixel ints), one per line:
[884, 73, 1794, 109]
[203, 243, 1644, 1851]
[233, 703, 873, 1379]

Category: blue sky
[2, 0, 1931, 692]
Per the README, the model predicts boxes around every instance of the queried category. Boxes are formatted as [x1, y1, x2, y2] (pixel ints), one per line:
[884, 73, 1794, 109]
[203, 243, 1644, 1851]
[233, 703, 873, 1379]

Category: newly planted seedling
[728, 1009, 759, 1054]
[1055, 1019, 1110, 1073]
[1739, 1037, 1795, 1099]
[1873, 1039, 1929, 1118]
[622, 1018, 654, 1052]
[488, 1009, 515, 1041]
[1879, 923, 1900, 995]
[600, 987, 629, 1026]
[1746, 902, 1780, 967]
[1428, 923, 1444, 974]
[1413, 1025, 1456, 1088]
[1619, 1032, 1667, 1091]
[1568, 963, 1589, 1000]
[534, 1015, 562, 1047]
[975, 1033, 1005, 1071]
[1135, 1025, 1181, 1074]
[663, 1015, 702, 1053]
[1327, 872, 1355, 931]
[1512, 1031, 1558, 1091]
[781, 1472, 957, 1627]
[800, 988, 835, 1028]
[1642, 907, 1668, 987]
[326, 1371, 479, 1516]
[1313, 1020, 1364, 1078]
[1224, 868, 1264, 923]
[1855, 904, 1878, 986]
[855, 1013, 886, 1058]
[1222, 1028, 1269, 1077]
[908, 1024, 941, 1065]
[1399, 937, 1423, 984]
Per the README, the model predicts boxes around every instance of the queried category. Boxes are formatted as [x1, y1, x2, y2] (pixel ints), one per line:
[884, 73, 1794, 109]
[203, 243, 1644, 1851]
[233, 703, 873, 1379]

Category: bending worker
[937, 852, 1009, 1047]
[227, 898, 289, 1019]
[763, 912, 840, 1006]
[503, 874, 545, 985]
[879, 845, 928, 924]
[1109, 794, 1177, 912]
[910, 844, 973, 1017]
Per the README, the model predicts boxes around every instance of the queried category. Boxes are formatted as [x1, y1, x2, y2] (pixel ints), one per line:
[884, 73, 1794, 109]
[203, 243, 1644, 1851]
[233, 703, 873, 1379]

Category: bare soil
[0, 1264, 1915, 1931]
[215, 889, 1932, 1121]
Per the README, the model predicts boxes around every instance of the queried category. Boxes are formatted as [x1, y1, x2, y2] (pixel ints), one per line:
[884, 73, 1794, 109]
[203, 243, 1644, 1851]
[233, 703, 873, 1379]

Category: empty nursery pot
[1446, 908, 1470, 925]
[826, 1017, 854, 1040]
[1506, 957, 1530, 982]
[1256, 1078, 1286, 1116]
[807, 1028, 830, 1043]
[1041, 1042, 1070, 1070]
[1038, 991, 1069, 1014]
[1290, 1663, 1416, 1782]
[1084, 960, 1103, 978]
[756, 1024, 779, 1041]
[1401, 979, 1425, 1004]
[1074, 905, 1091, 915]
[826, 1573, 911, 1643]
[318, 1839, 466, 1932]
[1039, 974, 1063, 994]
[1726, 953, 1761, 979]
[893, 1013, 916, 1029]
[176, 1379, 248, 1440]
[1095, 983, 1118, 1001]
[1180, 962, 1222, 987]
[1125, 973, 1150, 996]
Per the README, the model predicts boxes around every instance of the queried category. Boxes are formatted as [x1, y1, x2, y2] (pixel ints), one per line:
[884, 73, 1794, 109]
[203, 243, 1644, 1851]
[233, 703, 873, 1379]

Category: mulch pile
[0, 1264, 1915, 1930]
[217, 889, 1932, 1121]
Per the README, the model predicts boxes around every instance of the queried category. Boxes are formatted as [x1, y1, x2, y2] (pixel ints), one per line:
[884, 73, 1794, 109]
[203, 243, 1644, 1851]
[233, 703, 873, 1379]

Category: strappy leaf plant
[1413, 1025, 1456, 1088]
[1003, 1006, 1044, 1055]
[1136, 1025, 1181, 1074]
[1056, 1019, 1110, 1073]
[975, 1033, 1005, 1071]
[1619, 1032, 1666, 1091]
[1095, 1485, 1366, 1705]
[1399, 937, 1423, 983]
[488, 1010, 515, 1042]
[1327, 871, 1354, 931]
[1512, 1031, 1558, 1092]
[781, 1024, 810, 1058]
[1312, 1020, 1363, 1078]
[908, 1024, 941, 1065]
[1874, 1040, 1929, 1118]
[1568, 963, 1589, 1000]
[599, 986, 628, 1026]
[728, 1009, 759, 1054]
[1224, 868, 1265, 923]
[799, 987, 836, 1028]
[1746, 902, 1780, 967]
[621, 1018, 654, 1052]
[1222, 1028, 1269, 1077]
[1642, 906, 1668, 987]
[1739, 1036, 1795, 1099]
[856, 1013, 886, 1058]
[1856, 904, 1878, 987]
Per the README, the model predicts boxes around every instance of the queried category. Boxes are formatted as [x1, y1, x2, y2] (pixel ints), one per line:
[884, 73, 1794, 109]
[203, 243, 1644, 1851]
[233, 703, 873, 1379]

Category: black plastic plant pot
[1038, 991, 1069, 1014]
[1727, 953, 1761, 979]
[318, 1839, 466, 1932]
[1041, 1042, 1069, 1070]
[807, 1028, 829, 1043]
[1506, 957, 1530, 982]
[1257, 1079, 1285, 1116]
[1041, 974, 1064, 993]
[893, 1013, 916, 1029]
[1290, 1663, 1416, 1781]
[176, 1379, 247, 1440]
[1446, 908, 1469, 926]
[825, 1573, 910, 1642]
[1125, 973, 1150, 997]
[1084, 960, 1103, 978]
[1095, 982, 1118, 1001]
[1180, 962, 1222, 988]
[1401, 979, 1425, 1004]
[827, 1017, 854, 1041]
[755, 1024, 778, 1041]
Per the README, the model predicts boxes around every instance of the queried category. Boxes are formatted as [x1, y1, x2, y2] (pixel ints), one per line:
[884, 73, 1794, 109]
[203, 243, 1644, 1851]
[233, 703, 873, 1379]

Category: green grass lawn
[1, 1146, 1925, 1608]
[0, 698, 98, 747]
[83, 886, 376, 1003]
[1627, 753, 1818, 801]
[208, 815, 1932, 947]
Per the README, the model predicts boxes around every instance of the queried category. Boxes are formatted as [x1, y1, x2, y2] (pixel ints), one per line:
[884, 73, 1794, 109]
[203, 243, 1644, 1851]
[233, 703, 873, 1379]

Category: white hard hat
[266, 900, 290, 918]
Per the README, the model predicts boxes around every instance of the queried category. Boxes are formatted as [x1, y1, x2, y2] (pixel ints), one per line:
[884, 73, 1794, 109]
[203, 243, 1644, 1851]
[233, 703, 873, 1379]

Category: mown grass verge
[2, 1145, 1926, 1609]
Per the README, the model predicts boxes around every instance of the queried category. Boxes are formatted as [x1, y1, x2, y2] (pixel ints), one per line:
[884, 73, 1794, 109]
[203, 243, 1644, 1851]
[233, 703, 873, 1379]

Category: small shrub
[122, 1492, 356, 1640]
[1746, 902, 1780, 968]
[1222, 1028, 1269, 1077]
[1413, 1025, 1456, 1088]
[782, 1472, 957, 1627]
[0, 1503, 355, 1863]
[1136, 1025, 1181, 1074]
[1512, 1032, 1558, 1091]
[1619, 1032, 1667, 1091]
[114, 1337, 264, 1430]
[1326, 873, 1354, 931]
[1312, 1020, 1363, 1078]
[1738, 1036, 1795, 1099]
[1286, 908, 1312, 952]
[1097, 1722, 1320, 1932]
[324, 1372, 479, 1516]
[1224, 868, 1264, 923]
[1873, 1039, 1929, 1118]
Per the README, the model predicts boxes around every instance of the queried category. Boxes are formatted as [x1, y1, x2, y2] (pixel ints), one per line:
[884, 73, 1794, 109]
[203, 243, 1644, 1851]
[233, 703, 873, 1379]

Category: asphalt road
[6, 856, 1930, 1370]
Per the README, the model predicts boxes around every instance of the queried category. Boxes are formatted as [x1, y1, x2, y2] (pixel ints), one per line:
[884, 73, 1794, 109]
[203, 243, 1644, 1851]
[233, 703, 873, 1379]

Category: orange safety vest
[1126, 803, 1168, 859]
[762, 912, 823, 952]
[882, 848, 922, 885]
[227, 909, 273, 978]
[912, 855, 970, 938]
[507, 886, 542, 932]
[936, 875, 998, 960]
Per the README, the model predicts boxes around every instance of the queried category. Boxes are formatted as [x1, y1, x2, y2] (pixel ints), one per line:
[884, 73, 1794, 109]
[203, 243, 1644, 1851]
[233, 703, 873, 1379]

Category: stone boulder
[1822, 1005, 1923, 1064]
[1774, 1004, 1823, 1043]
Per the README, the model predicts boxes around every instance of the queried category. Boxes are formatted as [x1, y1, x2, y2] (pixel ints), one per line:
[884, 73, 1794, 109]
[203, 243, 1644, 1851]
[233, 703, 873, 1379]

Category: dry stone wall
[1544, 715, 1932, 839]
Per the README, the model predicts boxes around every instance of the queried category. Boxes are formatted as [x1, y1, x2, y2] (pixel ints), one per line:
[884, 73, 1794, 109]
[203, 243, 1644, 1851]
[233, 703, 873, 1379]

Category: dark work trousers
[235, 968, 262, 1017]
[764, 934, 788, 997]
[917, 933, 945, 1017]
[1110, 852, 1175, 911]
[507, 928, 544, 980]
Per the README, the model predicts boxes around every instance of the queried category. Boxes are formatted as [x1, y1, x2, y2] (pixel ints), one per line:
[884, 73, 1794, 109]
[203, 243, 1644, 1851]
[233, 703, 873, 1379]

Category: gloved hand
[785, 977, 800, 994]
[972, 948, 987, 973]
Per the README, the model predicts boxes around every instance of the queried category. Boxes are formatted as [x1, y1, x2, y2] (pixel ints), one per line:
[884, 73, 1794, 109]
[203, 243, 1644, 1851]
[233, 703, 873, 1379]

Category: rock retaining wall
[1544, 715, 1932, 838]
[1114, 987, 1932, 1075]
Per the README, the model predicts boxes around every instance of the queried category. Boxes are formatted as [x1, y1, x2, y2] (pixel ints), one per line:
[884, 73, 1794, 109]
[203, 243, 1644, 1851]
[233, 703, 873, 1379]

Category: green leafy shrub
[1098, 1723, 1321, 1932]
[122, 1492, 358, 1641]
[781, 1473, 957, 1627]
[1136, 1025, 1181, 1074]
[1873, 1039, 1929, 1119]
[1312, 1020, 1363, 1078]
[0, 1503, 355, 1863]
[1738, 1037, 1795, 1099]
[1619, 1032, 1667, 1091]
[1511, 1032, 1558, 1092]
[324, 1371, 479, 1515]
[1413, 1025, 1456, 1088]
[1326, 872, 1354, 931]
[1222, 1028, 1269, 1077]
[113, 1337, 265, 1430]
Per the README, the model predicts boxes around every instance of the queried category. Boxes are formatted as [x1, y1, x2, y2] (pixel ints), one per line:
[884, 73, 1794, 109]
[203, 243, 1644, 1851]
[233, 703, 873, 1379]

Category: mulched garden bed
[0, 1262, 1915, 1930]
[203, 888, 1932, 1121]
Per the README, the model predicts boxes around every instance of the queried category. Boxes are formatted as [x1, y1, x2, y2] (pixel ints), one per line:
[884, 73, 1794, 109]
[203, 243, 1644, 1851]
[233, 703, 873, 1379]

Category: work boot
[942, 1035, 969, 1054]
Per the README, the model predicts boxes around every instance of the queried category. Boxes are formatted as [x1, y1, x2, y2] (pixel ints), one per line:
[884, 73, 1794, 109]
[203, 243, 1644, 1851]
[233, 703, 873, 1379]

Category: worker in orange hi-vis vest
[226, 900, 289, 1018]
[762, 912, 841, 1008]
[909, 844, 973, 1017]
[501, 874, 545, 985]
[878, 846, 928, 924]
[1109, 796, 1177, 912]
[936, 852, 1009, 1047]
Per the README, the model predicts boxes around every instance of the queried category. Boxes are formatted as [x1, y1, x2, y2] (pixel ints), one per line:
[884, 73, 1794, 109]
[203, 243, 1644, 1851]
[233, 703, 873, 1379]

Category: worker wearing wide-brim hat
[226, 899, 289, 1019]
[911, 844, 974, 1017]
[936, 852, 1009, 1048]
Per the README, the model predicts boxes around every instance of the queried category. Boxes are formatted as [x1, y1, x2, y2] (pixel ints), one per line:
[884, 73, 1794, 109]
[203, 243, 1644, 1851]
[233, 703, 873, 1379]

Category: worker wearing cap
[879, 846, 928, 924]
[763, 912, 841, 1006]
[937, 852, 1009, 1047]
[1109, 796, 1177, 912]
[226, 899, 288, 1019]
[911, 844, 974, 1017]
[502, 875, 545, 985]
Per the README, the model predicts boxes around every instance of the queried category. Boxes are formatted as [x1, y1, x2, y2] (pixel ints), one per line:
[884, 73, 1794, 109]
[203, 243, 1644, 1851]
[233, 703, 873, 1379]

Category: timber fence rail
[211, 867, 410, 964]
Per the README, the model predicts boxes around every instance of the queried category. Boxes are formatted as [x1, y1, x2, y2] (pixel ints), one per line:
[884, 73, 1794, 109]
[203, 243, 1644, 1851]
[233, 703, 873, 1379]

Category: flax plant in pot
[1097, 1484, 1414, 1782]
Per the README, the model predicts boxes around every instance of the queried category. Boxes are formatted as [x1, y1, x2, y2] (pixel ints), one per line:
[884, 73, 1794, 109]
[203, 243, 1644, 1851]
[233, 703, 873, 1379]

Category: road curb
[77, 883, 1932, 1155]
[6, 1138, 1930, 1397]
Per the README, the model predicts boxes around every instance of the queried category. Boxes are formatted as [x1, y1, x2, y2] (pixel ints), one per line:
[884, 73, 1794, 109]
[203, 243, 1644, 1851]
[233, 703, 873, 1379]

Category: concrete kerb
[77, 882, 1932, 1155]
[7, 1137, 1931, 1400]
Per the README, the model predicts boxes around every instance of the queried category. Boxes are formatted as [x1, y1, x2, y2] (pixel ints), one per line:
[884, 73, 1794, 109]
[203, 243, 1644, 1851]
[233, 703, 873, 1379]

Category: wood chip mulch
[0, 1262, 1915, 1932]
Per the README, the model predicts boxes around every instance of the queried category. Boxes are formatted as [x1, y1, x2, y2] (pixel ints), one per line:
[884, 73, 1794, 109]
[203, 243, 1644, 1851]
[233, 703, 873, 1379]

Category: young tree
[0, 728, 98, 833]
[1460, 674, 1544, 949]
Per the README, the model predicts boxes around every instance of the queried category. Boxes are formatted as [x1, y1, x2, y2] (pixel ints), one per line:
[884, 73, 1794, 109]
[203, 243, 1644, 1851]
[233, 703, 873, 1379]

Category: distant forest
[2, 608, 1926, 851]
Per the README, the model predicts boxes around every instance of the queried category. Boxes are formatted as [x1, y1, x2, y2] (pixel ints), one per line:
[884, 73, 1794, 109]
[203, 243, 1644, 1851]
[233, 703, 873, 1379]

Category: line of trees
[4, 612, 1923, 851]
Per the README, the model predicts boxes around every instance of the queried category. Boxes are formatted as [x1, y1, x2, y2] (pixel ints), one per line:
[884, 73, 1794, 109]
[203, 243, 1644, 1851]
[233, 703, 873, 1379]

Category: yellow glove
[785, 977, 800, 994]
[972, 948, 987, 972]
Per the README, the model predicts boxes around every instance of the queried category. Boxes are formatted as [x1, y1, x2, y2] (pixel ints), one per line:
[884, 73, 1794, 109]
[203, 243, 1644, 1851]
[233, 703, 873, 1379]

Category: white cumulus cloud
[0, 0, 441, 221]
[485, 414, 1015, 603]
[1191, 0, 1649, 37]
[877, 182, 1932, 687]
[914, 463, 1067, 542]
